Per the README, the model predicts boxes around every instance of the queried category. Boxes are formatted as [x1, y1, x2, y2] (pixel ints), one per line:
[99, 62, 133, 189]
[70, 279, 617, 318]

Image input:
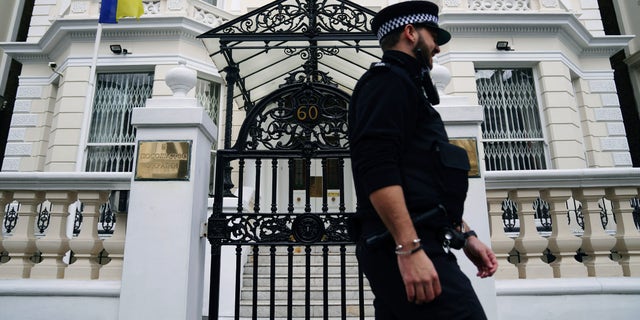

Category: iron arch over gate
[199, 1, 382, 318]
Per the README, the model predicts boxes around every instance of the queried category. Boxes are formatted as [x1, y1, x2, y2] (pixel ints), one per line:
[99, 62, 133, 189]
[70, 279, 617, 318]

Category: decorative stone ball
[165, 60, 196, 97]
[431, 63, 451, 94]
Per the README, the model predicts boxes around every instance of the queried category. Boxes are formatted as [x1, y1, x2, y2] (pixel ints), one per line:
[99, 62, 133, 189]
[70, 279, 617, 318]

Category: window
[475, 68, 546, 170]
[85, 72, 154, 172]
[196, 77, 221, 127]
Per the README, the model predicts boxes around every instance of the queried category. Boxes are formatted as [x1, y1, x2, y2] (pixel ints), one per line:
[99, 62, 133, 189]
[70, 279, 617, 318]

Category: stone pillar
[31, 192, 71, 279]
[544, 189, 588, 278]
[486, 189, 518, 279]
[579, 188, 622, 277]
[1, 191, 41, 278]
[606, 187, 640, 276]
[117, 61, 217, 320]
[511, 190, 553, 278]
[432, 63, 498, 320]
[66, 191, 107, 279]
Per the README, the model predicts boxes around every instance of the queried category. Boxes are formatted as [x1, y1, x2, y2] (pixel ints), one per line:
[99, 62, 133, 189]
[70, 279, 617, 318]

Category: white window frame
[475, 65, 550, 171]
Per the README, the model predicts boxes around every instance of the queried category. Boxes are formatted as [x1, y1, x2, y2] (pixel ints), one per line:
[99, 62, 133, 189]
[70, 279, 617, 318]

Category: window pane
[476, 68, 546, 171]
[86, 72, 154, 172]
[196, 77, 221, 126]
[85, 145, 136, 172]
[483, 141, 547, 170]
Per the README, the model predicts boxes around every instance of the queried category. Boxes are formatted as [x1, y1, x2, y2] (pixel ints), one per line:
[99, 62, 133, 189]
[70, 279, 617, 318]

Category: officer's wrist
[463, 230, 478, 239]
[395, 238, 422, 255]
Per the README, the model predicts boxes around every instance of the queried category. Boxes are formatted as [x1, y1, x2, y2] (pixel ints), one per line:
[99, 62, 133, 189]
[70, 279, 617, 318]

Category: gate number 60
[296, 105, 319, 121]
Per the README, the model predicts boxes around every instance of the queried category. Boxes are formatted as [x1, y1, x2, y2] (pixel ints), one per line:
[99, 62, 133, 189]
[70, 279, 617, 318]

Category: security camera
[48, 62, 57, 69]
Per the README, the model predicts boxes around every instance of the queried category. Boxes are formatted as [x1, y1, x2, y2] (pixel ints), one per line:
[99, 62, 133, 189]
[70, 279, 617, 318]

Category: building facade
[1, 1, 640, 319]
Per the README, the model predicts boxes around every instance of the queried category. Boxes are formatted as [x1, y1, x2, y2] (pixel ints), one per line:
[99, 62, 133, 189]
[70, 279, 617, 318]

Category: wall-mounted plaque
[135, 140, 191, 180]
[449, 138, 480, 178]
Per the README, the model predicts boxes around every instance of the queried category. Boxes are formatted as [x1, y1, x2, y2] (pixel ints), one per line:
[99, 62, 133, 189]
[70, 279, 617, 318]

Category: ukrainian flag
[99, 0, 144, 23]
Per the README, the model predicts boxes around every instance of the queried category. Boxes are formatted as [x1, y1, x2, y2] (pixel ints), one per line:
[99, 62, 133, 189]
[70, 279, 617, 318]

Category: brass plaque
[309, 176, 323, 197]
[449, 138, 480, 178]
[135, 141, 191, 180]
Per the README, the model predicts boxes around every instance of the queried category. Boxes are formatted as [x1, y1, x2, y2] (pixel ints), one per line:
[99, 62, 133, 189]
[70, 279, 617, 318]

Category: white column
[433, 63, 498, 320]
[118, 61, 217, 320]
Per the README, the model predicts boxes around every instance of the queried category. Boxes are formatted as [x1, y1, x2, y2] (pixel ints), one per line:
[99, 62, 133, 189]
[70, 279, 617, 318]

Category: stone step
[240, 285, 375, 301]
[248, 263, 361, 275]
[237, 245, 374, 319]
[242, 272, 368, 288]
[238, 299, 375, 319]
[248, 254, 359, 266]
[228, 318, 374, 320]
[245, 248, 359, 266]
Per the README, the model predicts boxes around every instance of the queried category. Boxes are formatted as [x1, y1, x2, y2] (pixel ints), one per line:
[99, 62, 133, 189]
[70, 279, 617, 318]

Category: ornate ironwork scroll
[533, 197, 551, 232]
[597, 197, 612, 229]
[222, 213, 350, 244]
[99, 201, 116, 235]
[501, 198, 519, 232]
[283, 47, 340, 61]
[567, 197, 584, 231]
[221, 0, 371, 36]
[36, 200, 52, 234]
[3, 200, 20, 234]
[239, 83, 349, 152]
[631, 197, 640, 231]
[73, 200, 84, 237]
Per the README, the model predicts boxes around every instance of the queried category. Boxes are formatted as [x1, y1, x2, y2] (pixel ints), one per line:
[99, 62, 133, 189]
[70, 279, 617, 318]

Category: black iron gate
[207, 80, 370, 319]
[199, 1, 382, 318]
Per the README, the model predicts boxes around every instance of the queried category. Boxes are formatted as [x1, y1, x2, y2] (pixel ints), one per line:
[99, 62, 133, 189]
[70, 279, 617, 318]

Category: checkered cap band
[376, 13, 439, 40]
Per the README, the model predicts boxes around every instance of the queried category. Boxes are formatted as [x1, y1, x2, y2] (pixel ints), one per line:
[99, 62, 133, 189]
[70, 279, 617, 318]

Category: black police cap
[371, 1, 451, 46]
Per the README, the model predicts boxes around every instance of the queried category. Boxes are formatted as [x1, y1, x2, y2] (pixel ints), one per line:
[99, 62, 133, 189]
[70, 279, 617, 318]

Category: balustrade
[2, 171, 640, 282]
[0, 173, 130, 280]
[487, 169, 640, 279]
[63, 0, 233, 28]
[441, 0, 566, 12]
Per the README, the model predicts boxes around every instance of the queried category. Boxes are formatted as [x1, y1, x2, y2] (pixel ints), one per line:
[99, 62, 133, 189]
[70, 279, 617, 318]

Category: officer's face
[414, 27, 440, 69]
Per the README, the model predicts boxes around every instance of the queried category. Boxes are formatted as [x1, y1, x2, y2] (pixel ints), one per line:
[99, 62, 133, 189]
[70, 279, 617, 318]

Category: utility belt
[354, 205, 467, 253]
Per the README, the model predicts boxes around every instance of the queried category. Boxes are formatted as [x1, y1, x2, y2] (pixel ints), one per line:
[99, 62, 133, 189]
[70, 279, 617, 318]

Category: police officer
[348, 1, 498, 319]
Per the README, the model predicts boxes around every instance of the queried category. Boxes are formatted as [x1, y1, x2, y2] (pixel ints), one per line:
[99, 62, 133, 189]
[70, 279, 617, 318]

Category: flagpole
[75, 23, 103, 171]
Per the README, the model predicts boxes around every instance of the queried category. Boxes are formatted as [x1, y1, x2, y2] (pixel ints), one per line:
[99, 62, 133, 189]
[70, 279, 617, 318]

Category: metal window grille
[476, 68, 546, 171]
[196, 77, 221, 195]
[86, 72, 154, 172]
[196, 77, 221, 126]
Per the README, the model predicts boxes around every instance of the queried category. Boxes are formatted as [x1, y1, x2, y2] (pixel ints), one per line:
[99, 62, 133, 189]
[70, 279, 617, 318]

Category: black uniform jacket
[348, 50, 470, 236]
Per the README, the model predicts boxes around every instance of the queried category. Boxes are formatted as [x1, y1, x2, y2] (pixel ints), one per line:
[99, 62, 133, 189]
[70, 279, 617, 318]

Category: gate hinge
[200, 221, 207, 238]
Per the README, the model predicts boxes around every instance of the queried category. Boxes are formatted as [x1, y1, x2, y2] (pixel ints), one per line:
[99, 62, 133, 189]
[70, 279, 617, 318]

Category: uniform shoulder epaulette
[369, 62, 390, 71]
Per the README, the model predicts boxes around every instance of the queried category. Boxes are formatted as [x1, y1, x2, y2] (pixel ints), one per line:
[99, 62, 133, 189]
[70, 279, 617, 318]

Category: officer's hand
[396, 250, 441, 303]
[463, 236, 498, 278]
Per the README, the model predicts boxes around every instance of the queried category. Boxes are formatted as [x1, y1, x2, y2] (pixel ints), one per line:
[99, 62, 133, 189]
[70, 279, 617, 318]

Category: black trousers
[356, 237, 487, 320]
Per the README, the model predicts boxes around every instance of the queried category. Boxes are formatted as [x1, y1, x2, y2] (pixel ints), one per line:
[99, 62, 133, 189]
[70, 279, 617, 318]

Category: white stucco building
[1, 1, 640, 319]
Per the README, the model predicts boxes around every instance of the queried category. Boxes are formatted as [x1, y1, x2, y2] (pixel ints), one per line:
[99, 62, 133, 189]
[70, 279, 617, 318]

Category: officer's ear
[402, 24, 419, 44]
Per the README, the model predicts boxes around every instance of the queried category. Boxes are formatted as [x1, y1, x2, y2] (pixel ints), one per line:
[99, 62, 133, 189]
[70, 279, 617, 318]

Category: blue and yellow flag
[99, 0, 144, 23]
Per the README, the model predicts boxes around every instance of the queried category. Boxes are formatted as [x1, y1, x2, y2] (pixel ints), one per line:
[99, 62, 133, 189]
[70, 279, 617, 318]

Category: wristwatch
[463, 230, 478, 239]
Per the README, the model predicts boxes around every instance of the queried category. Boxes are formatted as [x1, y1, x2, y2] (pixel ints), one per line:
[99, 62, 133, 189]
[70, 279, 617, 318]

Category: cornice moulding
[437, 51, 614, 80]
[440, 12, 633, 56]
[0, 17, 212, 61]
